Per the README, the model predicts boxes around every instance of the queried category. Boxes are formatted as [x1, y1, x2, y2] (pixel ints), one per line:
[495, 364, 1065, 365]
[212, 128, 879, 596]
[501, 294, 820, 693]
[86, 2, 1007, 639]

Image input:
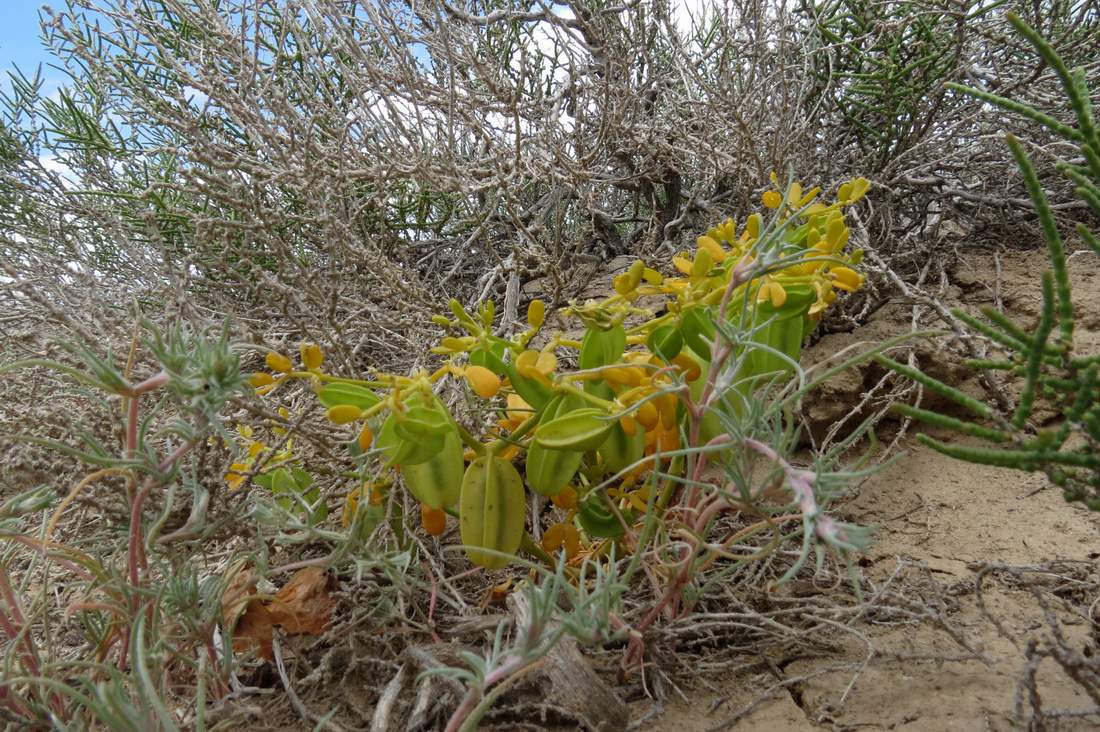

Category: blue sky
[0, 3, 53, 80]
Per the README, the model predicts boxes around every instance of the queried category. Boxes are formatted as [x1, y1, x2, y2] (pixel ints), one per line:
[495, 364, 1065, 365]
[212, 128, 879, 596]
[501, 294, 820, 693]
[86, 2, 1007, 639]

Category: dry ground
[642, 248, 1100, 730]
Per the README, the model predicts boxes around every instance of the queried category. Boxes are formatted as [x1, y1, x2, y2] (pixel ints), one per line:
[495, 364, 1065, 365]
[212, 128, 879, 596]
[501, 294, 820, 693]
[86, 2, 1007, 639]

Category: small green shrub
[879, 13, 1100, 509]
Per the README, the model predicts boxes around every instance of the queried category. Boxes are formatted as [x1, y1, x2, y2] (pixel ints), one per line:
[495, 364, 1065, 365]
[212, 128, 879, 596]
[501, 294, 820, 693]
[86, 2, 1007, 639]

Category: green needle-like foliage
[882, 14, 1100, 511]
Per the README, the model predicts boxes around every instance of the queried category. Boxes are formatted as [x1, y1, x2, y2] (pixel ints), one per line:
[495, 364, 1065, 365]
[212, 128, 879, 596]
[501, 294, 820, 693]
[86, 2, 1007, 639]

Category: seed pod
[459, 456, 526, 569]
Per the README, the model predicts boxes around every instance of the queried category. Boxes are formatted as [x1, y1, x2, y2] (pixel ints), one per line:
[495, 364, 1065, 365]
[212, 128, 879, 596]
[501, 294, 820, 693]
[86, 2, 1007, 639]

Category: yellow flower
[300, 343, 324, 371]
[696, 235, 727, 262]
[762, 190, 783, 209]
[249, 372, 275, 388]
[225, 462, 250, 491]
[515, 349, 557, 386]
[503, 393, 533, 430]
[465, 365, 502, 398]
[613, 272, 635, 297]
[541, 522, 581, 559]
[690, 248, 713, 279]
[272, 407, 291, 436]
[265, 352, 293, 373]
[830, 266, 863, 292]
[838, 177, 871, 204]
[758, 279, 787, 308]
[808, 279, 835, 316]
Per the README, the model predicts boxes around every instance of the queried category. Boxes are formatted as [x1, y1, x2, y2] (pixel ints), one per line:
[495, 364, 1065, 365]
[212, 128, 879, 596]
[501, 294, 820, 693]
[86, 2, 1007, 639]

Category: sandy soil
[640, 247, 1100, 731]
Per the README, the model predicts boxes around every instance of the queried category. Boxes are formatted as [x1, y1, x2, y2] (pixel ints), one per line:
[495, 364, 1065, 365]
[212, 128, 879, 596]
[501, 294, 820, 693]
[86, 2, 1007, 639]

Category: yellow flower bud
[613, 273, 633, 297]
[799, 186, 822, 207]
[527, 299, 546, 329]
[627, 259, 646, 290]
[758, 280, 788, 308]
[696, 235, 727, 261]
[440, 336, 474, 352]
[635, 400, 660, 431]
[719, 218, 736, 243]
[826, 215, 847, 250]
[691, 248, 713, 279]
[357, 424, 373, 452]
[762, 190, 782, 209]
[265, 352, 293, 373]
[249, 372, 275, 388]
[326, 404, 363, 424]
[789, 182, 802, 205]
[745, 213, 761, 241]
[300, 343, 324, 371]
[465, 365, 502, 398]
